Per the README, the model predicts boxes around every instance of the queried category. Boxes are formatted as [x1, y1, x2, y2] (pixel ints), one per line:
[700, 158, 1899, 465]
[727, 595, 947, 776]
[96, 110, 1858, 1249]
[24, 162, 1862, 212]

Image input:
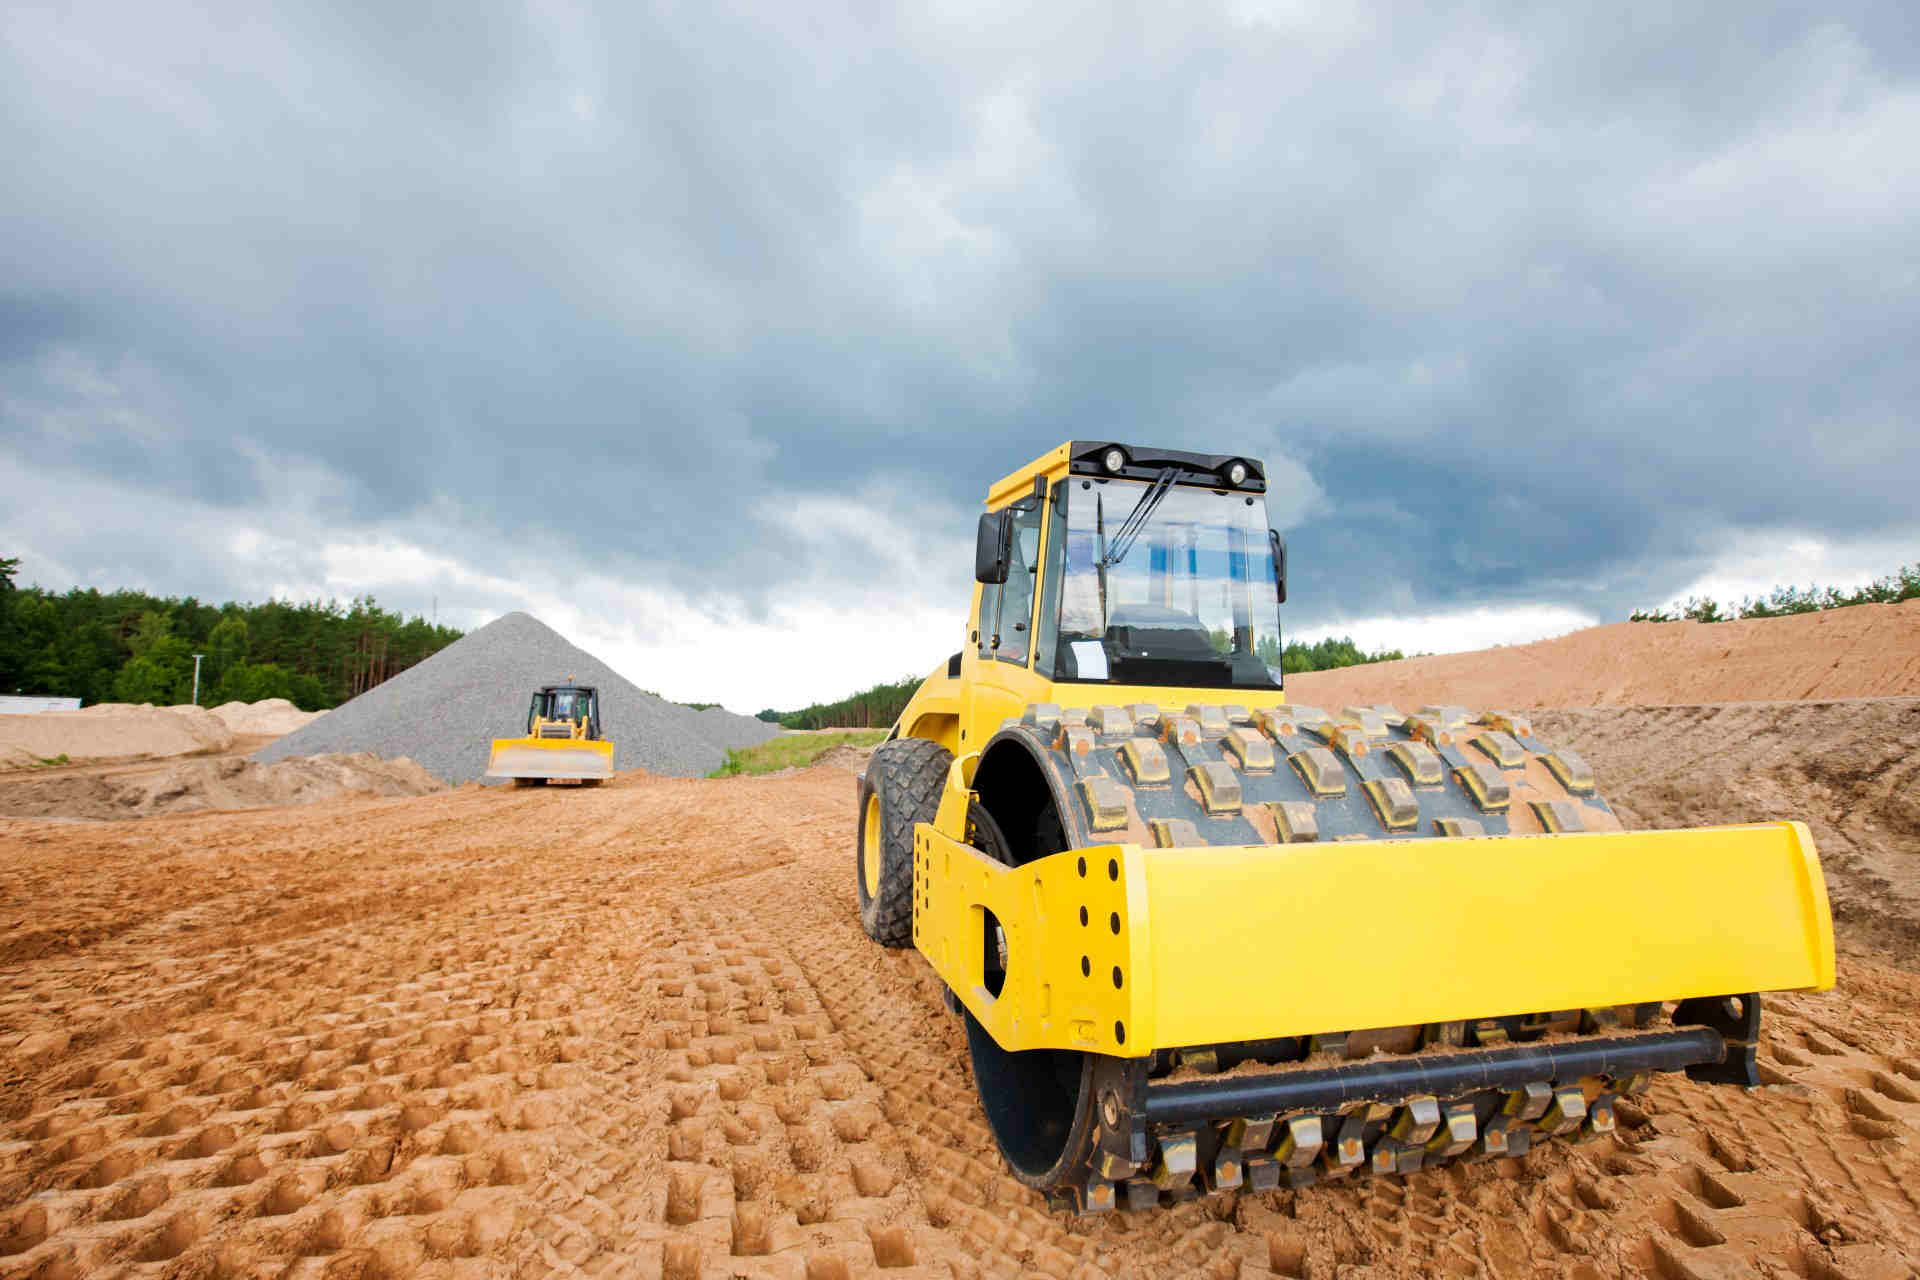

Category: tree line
[1629, 562, 1919, 623]
[758, 635, 1408, 730]
[0, 557, 463, 710]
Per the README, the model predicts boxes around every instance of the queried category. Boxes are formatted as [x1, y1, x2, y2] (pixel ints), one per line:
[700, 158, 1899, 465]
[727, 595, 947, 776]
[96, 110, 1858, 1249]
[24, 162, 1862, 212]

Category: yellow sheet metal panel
[1140, 822, 1832, 1050]
[913, 825, 1148, 1056]
[931, 753, 977, 838]
[985, 442, 1072, 508]
[917, 820, 1832, 1056]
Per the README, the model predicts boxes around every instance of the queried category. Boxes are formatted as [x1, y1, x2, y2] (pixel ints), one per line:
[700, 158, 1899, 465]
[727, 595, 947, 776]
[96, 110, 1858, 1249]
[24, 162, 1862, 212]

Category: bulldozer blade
[486, 737, 614, 782]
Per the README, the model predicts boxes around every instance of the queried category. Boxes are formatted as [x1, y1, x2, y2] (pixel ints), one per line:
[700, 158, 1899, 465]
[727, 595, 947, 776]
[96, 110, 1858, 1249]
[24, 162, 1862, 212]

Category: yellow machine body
[861, 440, 1836, 1209]
[893, 441, 1833, 1062]
[485, 682, 613, 783]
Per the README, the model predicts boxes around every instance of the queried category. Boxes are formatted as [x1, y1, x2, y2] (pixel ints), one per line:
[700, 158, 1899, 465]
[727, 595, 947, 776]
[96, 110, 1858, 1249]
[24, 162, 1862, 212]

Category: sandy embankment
[0, 752, 444, 820]
[0, 698, 324, 770]
[1287, 597, 1920, 709]
[0, 698, 379, 818]
[0, 702, 234, 769]
[206, 698, 323, 736]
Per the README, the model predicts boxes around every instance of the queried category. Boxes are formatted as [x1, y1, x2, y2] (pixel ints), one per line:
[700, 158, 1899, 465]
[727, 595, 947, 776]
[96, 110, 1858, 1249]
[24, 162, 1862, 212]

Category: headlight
[1225, 460, 1248, 486]
[1103, 446, 1127, 473]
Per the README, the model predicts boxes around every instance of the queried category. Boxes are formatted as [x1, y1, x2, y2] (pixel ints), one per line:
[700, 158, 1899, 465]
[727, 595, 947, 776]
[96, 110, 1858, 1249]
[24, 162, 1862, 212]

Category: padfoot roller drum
[856, 442, 1834, 1211]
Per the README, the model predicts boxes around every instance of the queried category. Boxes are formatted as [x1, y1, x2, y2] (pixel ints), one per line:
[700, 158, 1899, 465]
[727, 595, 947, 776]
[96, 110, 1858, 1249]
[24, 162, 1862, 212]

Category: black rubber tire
[856, 736, 952, 947]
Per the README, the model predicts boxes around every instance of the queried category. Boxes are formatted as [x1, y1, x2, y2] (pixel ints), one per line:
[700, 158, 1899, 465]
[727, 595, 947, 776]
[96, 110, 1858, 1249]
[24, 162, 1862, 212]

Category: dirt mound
[0, 752, 445, 820]
[0, 702, 233, 767]
[0, 698, 1915, 1277]
[809, 744, 874, 772]
[252, 611, 777, 783]
[206, 698, 322, 736]
[1289, 598, 1920, 709]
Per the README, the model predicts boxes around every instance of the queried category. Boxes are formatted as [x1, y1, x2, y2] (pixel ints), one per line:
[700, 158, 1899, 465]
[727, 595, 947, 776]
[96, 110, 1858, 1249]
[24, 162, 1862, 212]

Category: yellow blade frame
[485, 736, 615, 780]
[912, 821, 1833, 1058]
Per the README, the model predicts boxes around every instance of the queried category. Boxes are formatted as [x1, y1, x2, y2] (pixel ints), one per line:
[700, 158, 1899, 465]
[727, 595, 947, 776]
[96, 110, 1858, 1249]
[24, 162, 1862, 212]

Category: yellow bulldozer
[485, 680, 613, 786]
[856, 441, 1833, 1213]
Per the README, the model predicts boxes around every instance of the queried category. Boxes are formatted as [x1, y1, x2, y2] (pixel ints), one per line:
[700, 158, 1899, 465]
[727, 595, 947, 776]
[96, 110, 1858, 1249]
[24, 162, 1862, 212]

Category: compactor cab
[485, 680, 614, 786]
[856, 441, 1834, 1213]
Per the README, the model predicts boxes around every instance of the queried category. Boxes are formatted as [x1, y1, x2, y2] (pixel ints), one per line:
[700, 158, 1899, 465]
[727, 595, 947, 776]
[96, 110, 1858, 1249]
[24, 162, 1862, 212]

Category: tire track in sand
[4, 747, 1919, 1278]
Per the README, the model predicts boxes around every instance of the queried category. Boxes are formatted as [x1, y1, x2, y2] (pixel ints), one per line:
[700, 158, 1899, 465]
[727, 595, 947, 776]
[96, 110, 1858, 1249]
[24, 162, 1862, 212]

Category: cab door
[965, 489, 1050, 740]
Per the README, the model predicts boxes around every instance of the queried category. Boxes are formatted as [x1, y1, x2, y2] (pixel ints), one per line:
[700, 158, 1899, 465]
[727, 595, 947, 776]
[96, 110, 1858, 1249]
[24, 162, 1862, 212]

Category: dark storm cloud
[3, 1, 1916, 635]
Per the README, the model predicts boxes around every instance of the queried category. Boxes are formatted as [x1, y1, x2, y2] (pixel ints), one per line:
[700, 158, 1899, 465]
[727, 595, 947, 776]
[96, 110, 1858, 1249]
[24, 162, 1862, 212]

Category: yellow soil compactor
[856, 442, 1833, 1213]
[486, 681, 613, 786]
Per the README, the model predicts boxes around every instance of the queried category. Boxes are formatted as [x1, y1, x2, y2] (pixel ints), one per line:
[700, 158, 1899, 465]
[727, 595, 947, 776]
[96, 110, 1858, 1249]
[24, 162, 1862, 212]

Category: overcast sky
[4, 2, 1916, 711]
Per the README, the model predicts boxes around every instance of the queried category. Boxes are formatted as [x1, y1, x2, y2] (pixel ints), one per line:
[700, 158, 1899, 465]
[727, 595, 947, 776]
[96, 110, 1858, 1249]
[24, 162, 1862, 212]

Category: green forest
[0, 557, 463, 710]
[759, 635, 1408, 730]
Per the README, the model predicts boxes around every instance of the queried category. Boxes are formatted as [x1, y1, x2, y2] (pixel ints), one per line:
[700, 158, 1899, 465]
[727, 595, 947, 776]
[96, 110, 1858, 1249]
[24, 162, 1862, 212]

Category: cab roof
[986, 441, 1268, 507]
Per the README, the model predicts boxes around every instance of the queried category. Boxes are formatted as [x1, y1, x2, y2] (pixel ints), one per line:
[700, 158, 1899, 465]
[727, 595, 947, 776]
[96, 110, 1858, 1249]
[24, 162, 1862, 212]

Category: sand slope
[2, 699, 1916, 1278]
[0, 703, 234, 769]
[1288, 599, 1920, 710]
[0, 752, 445, 821]
[207, 699, 322, 736]
[0, 699, 326, 772]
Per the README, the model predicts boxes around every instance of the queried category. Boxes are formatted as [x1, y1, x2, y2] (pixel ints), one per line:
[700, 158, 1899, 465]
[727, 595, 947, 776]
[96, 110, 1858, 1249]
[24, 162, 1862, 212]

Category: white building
[0, 696, 83, 714]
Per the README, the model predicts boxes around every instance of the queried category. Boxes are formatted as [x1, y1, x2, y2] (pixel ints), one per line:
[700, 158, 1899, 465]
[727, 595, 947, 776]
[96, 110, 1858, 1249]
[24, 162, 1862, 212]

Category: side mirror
[1269, 530, 1287, 604]
[976, 510, 1013, 584]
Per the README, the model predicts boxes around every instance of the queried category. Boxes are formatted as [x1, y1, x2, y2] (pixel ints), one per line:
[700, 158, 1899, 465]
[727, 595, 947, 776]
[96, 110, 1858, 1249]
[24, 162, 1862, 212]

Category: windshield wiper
[1099, 467, 1177, 568]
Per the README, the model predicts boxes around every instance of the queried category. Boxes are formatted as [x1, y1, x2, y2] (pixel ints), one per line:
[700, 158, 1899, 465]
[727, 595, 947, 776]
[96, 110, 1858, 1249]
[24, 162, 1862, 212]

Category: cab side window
[992, 500, 1044, 665]
[976, 583, 1000, 660]
[1031, 482, 1066, 676]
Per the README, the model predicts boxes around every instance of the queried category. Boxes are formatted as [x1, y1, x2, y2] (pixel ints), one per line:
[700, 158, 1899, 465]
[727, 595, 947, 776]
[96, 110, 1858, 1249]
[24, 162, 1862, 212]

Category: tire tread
[858, 736, 951, 946]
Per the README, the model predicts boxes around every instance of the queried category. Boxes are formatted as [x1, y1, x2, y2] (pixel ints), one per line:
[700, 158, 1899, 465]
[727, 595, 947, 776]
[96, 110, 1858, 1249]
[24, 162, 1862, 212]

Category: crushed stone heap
[253, 612, 778, 783]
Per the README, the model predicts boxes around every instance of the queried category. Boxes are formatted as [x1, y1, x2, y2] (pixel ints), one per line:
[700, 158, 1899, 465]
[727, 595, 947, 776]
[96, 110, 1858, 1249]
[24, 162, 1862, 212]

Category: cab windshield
[1045, 477, 1283, 688]
[548, 689, 591, 720]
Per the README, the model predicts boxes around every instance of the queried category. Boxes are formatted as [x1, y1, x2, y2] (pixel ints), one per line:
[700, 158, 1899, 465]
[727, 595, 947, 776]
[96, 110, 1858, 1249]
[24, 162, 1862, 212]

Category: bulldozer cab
[528, 684, 601, 740]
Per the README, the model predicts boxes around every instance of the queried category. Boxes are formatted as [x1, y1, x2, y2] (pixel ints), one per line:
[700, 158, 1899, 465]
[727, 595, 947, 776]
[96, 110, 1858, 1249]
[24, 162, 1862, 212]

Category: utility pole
[191, 653, 205, 706]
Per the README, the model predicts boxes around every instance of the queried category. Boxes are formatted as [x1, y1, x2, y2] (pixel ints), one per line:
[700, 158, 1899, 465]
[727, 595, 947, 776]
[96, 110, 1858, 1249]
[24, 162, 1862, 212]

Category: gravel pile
[690, 705, 786, 751]
[253, 612, 778, 783]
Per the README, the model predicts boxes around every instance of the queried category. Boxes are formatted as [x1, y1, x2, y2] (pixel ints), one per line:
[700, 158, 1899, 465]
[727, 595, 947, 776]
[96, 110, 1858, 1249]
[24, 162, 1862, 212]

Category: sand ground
[2, 690, 1918, 1279]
